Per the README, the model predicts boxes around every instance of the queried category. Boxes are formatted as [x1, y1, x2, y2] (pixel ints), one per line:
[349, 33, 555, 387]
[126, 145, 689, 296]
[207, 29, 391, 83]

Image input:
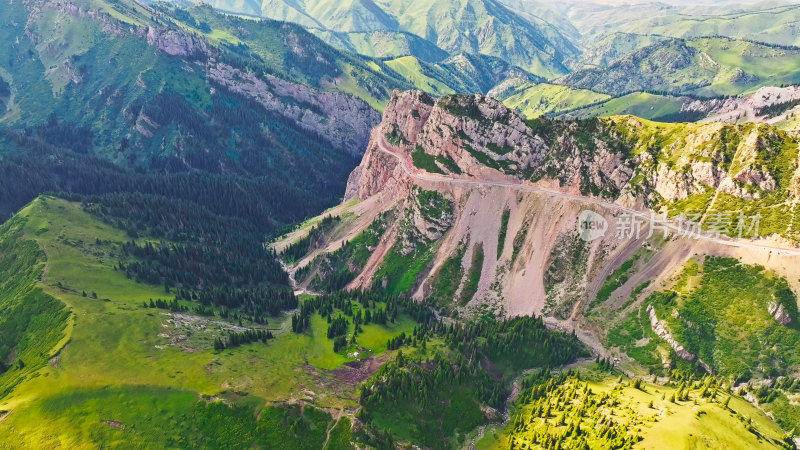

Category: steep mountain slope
[571, 32, 667, 69]
[172, 0, 580, 78]
[382, 53, 540, 97]
[274, 88, 800, 434]
[0, 0, 415, 226]
[281, 89, 799, 307]
[560, 37, 800, 97]
[309, 29, 450, 62]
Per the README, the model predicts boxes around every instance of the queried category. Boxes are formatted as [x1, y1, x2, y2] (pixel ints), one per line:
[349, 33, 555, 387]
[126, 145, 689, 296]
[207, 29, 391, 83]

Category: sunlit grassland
[502, 82, 610, 119]
[0, 197, 418, 446]
[384, 56, 455, 96]
[477, 367, 787, 449]
[568, 92, 684, 121]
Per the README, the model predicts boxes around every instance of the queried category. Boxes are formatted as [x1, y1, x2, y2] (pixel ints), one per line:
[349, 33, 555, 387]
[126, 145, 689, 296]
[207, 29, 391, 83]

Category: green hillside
[177, 0, 579, 79]
[561, 37, 800, 97]
[618, 3, 800, 48]
[310, 29, 449, 62]
[384, 56, 457, 96]
[559, 92, 690, 122]
[591, 255, 800, 434]
[0, 197, 406, 446]
[0, 208, 70, 401]
[572, 32, 666, 69]
[159, 3, 411, 109]
[497, 82, 610, 119]
[383, 53, 538, 97]
[478, 366, 791, 449]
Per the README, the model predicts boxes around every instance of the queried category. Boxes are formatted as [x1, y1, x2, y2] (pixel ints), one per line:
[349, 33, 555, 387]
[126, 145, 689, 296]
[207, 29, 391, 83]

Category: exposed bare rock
[61, 59, 85, 84]
[768, 301, 793, 325]
[344, 165, 363, 201]
[207, 63, 379, 157]
[379, 90, 436, 144]
[144, 27, 209, 57]
[417, 94, 549, 172]
[135, 113, 159, 138]
[648, 305, 694, 361]
[693, 85, 800, 124]
[354, 143, 401, 199]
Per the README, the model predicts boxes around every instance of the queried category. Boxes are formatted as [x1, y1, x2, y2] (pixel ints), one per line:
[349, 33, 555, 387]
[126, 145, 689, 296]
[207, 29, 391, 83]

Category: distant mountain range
[152, 0, 800, 123]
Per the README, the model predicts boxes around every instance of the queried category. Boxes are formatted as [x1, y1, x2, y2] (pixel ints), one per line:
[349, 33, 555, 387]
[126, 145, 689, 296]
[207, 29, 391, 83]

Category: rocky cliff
[41, 0, 380, 158]
[348, 91, 796, 215]
[282, 89, 800, 380]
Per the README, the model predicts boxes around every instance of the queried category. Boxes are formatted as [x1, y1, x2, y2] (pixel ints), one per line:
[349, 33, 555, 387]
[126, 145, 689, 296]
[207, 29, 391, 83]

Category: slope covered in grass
[0, 197, 421, 447]
[0, 210, 69, 400]
[561, 37, 800, 97]
[559, 92, 689, 121]
[498, 82, 610, 119]
[618, 4, 800, 48]
[477, 366, 789, 449]
[620, 257, 800, 380]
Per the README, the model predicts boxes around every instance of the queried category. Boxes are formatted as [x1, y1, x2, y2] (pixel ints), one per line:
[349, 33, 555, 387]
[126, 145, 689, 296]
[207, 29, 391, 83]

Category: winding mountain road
[376, 138, 800, 256]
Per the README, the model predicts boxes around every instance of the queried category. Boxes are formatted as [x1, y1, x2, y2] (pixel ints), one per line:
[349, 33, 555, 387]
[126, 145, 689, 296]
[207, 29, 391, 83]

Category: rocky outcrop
[351, 142, 401, 199]
[144, 27, 209, 57]
[647, 305, 696, 362]
[653, 161, 774, 202]
[647, 305, 714, 373]
[416, 94, 550, 172]
[768, 301, 793, 325]
[348, 90, 435, 199]
[208, 63, 380, 156]
[349, 90, 638, 200]
[693, 85, 800, 124]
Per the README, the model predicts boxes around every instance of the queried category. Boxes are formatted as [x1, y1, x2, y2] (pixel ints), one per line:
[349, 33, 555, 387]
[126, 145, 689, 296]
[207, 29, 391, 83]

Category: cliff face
[43, 0, 380, 159]
[349, 90, 791, 211]
[288, 90, 800, 376]
[347, 90, 435, 199]
[208, 63, 380, 156]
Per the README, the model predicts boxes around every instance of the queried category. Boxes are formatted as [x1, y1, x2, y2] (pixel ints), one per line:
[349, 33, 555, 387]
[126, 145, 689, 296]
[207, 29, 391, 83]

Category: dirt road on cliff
[376, 137, 800, 256]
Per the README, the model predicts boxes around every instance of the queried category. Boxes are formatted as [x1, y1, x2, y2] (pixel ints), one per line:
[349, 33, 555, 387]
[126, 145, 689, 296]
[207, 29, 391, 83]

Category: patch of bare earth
[330, 354, 387, 385]
[102, 420, 125, 429]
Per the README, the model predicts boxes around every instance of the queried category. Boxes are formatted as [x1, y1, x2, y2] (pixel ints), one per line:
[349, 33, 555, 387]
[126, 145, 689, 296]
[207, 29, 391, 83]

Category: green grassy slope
[310, 29, 449, 62]
[0, 211, 70, 400]
[608, 257, 800, 380]
[559, 92, 690, 122]
[561, 37, 800, 97]
[0, 197, 420, 447]
[618, 4, 800, 47]
[593, 256, 800, 436]
[477, 366, 789, 449]
[572, 32, 666, 69]
[498, 82, 610, 119]
[384, 56, 457, 96]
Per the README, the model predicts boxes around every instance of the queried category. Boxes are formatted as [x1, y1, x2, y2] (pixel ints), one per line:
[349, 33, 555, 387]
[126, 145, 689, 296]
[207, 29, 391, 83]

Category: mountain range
[3, 0, 800, 447]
